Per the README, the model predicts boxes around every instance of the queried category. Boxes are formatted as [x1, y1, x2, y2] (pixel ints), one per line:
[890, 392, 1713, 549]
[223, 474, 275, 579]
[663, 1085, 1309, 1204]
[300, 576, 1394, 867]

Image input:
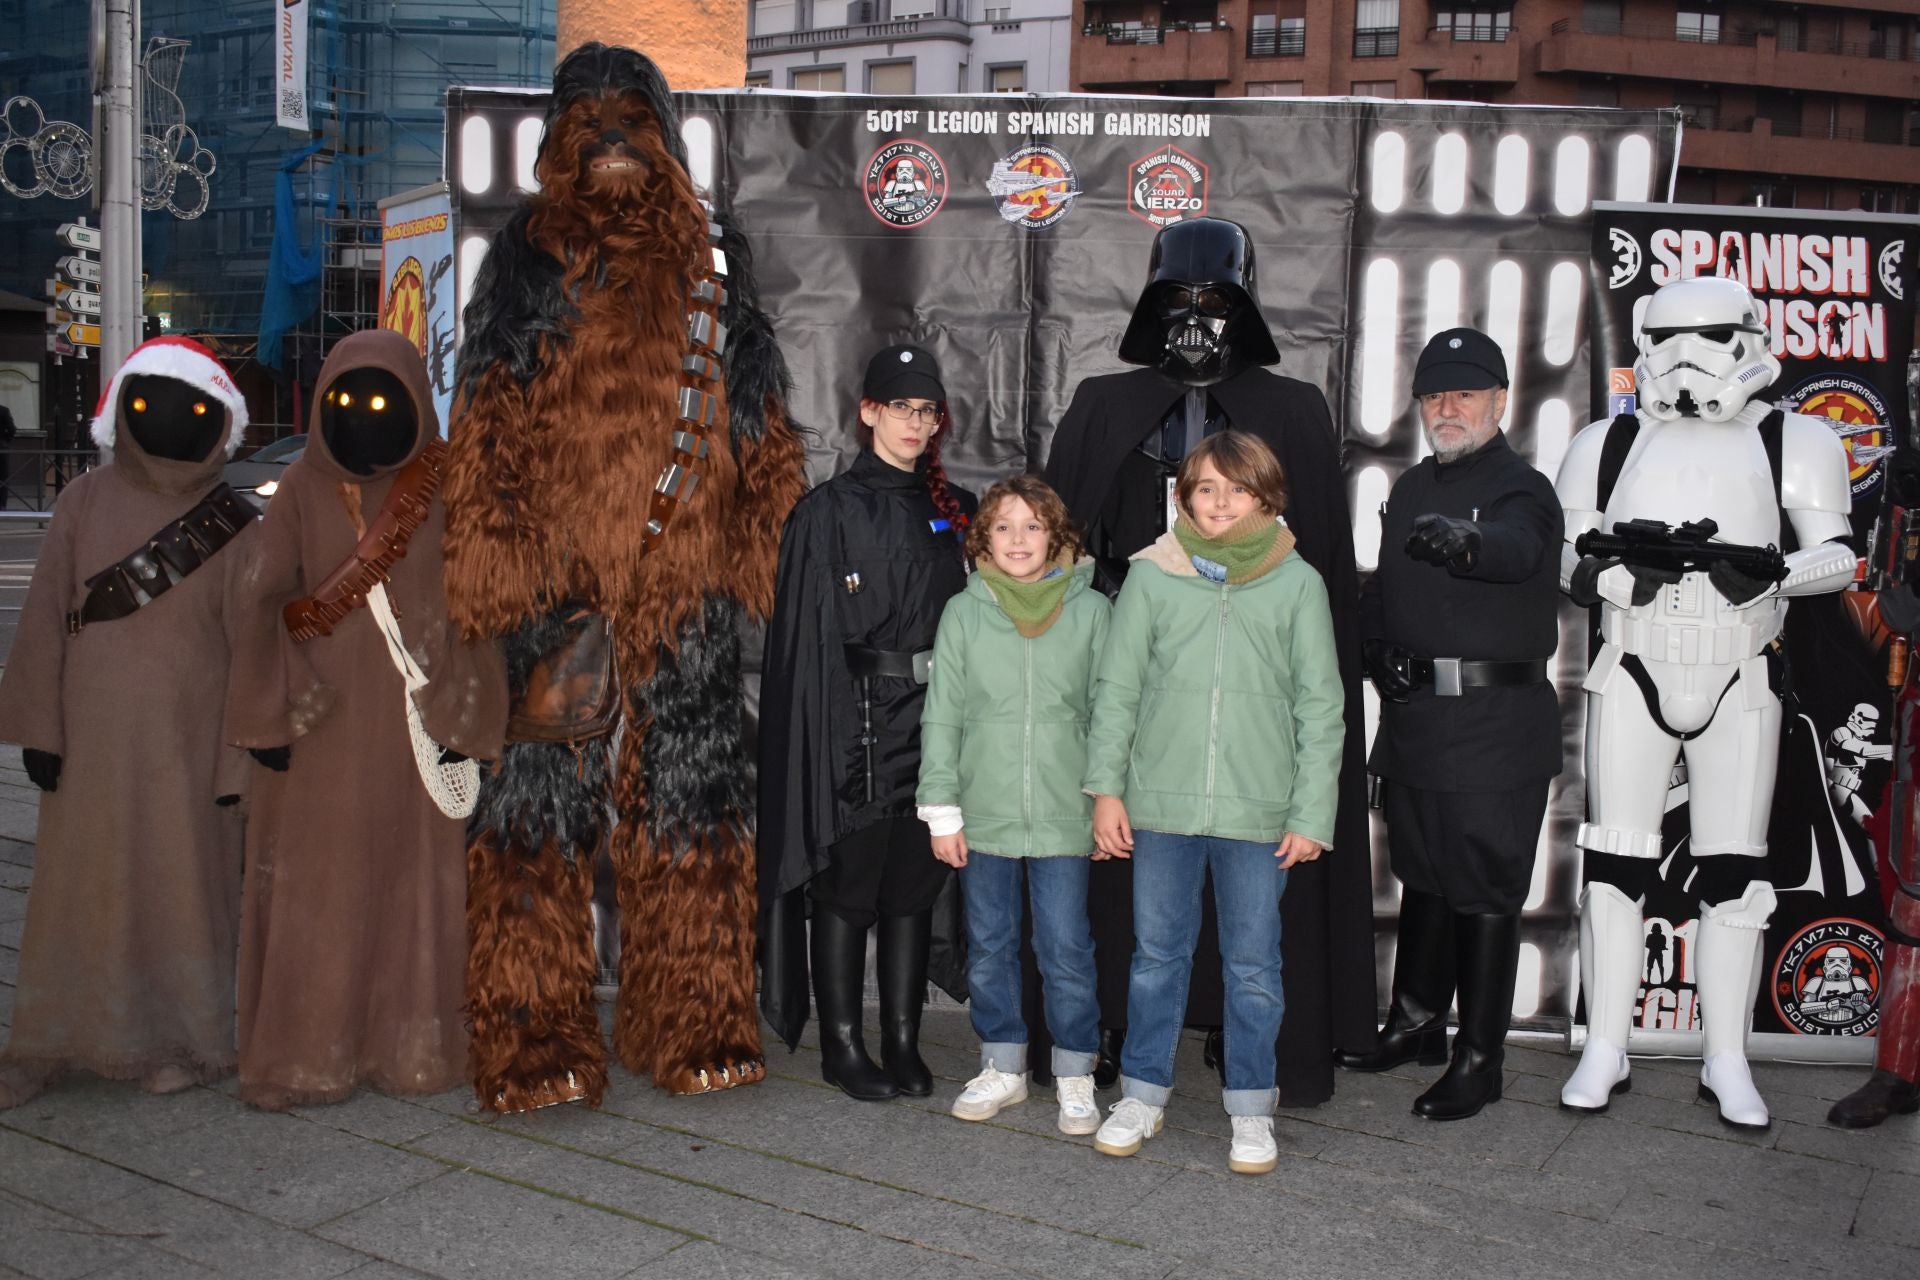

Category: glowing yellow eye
[369, 395, 387, 411]
[338, 392, 352, 407]
[325, 390, 337, 403]
[192, 402, 207, 416]
[130, 396, 147, 412]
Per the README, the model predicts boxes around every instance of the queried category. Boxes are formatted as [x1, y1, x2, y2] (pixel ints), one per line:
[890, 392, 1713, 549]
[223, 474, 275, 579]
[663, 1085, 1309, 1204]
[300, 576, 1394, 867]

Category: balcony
[1679, 115, 1920, 184]
[747, 15, 970, 55]
[1410, 27, 1520, 85]
[1538, 19, 1920, 101]
[1247, 26, 1306, 58]
[1077, 21, 1234, 86]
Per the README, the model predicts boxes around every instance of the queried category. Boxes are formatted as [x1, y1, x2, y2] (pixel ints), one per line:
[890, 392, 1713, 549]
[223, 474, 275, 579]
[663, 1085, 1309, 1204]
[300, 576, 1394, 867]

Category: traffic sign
[57, 221, 101, 251]
[62, 288, 101, 315]
[55, 255, 99, 284]
[64, 321, 99, 346]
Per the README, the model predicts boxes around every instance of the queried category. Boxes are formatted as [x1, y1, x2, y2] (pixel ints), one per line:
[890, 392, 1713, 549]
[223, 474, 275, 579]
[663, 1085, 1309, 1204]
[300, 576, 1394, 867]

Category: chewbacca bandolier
[444, 43, 806, 1110]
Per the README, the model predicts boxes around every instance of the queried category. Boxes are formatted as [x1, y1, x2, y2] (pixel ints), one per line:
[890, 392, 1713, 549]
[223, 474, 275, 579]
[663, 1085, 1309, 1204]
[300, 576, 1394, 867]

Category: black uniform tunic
[1361, 430, 1564, 913]
[757, 449, 975, 1044]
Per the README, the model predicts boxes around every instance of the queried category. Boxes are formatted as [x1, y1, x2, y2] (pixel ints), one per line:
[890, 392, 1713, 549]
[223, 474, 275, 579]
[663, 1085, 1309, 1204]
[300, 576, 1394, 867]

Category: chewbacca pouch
[506, 606, 620, 743]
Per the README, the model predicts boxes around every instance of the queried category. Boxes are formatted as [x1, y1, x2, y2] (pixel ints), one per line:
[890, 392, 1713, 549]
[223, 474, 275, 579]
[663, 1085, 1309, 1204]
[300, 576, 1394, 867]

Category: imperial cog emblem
[1879, 239, 1906, 302]
[1607, 226, 1642, 290]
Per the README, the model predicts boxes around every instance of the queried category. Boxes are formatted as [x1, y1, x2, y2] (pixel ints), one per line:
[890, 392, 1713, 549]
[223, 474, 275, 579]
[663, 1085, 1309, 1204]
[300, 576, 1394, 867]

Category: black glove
[439, 747, 468, 765]
[1626, 563, 1684, 607]
[1405, 513, 1481, 572]
[249, 746, 292, 772]
[1709, 559, 1774, 606]
[1362, 639, 1414, 702]
[215, 794, 241, 807]
[22, 747, 61, 793]
[1888, 449, 1920, 508]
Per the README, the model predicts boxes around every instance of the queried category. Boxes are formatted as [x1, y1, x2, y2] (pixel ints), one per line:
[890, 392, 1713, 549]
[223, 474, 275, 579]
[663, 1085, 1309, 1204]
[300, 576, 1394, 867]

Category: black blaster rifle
[1574, 517, 1788, 584]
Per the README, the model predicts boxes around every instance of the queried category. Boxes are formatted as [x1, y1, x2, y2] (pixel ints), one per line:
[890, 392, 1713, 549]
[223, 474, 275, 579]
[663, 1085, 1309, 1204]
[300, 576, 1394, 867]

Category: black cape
[1044, 364, 1379, 1104]
[756, 451, 976, 1048]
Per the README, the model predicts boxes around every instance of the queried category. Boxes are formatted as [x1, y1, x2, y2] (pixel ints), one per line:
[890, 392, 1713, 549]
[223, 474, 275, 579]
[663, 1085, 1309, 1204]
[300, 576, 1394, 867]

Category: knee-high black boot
[813, 911, 898, 1101]
[877, 912, 934, 1097]
[1414, 912, 1519, 1121]
[1335, 888, 1456, 1072]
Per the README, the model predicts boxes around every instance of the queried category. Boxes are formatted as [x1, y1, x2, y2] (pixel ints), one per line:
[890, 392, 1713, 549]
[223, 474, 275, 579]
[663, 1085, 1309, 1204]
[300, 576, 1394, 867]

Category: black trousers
[1384, 780, 1550, 915]
[809, 815, 950, 928]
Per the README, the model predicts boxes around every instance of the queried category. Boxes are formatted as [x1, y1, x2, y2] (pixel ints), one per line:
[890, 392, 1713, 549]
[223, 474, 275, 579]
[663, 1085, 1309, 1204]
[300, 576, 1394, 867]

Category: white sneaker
[1093, 1097, 1164, 1157]
[1056, 1074, 1099, 1135]
[950, 1066, 1029, 1121]
[1228, 1115, 1277, 1174]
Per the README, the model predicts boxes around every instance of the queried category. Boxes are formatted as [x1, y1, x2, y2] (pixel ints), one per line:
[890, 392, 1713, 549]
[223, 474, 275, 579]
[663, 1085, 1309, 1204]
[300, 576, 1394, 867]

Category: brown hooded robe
[226, 330, 507, 1109]
[0, 399, 254, 1091]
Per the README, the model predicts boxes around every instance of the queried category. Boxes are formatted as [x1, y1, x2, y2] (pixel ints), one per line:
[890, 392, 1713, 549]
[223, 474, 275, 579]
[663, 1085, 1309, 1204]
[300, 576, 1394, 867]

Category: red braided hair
[858, 397, 967, 560]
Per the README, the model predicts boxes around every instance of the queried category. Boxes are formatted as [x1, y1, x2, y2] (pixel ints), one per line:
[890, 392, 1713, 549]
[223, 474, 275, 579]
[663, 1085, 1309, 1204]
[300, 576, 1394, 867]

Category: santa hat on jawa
[90, 336, 250, 456]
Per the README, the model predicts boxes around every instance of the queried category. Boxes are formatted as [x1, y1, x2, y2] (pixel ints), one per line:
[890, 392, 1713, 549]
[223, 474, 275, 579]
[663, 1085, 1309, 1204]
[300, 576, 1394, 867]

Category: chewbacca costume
[0, 337, 256, 1106]
[444, 43, 806, 1110]
[225, 331, 507, 1109]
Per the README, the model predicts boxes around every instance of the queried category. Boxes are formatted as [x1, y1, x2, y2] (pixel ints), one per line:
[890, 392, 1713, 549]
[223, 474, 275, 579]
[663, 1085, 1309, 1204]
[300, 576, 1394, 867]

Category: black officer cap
[862, 345, 946, 404]
[1413, 328, 1509, 395]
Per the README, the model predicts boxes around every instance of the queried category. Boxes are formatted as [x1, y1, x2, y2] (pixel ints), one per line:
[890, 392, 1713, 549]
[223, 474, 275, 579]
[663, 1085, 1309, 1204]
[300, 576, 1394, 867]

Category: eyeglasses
[882, 399, 941, 425]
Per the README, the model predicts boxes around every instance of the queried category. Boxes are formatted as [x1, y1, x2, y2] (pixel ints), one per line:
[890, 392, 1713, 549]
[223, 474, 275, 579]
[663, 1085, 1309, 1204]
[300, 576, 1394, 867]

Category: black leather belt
[1408, 657, 1548, 696]
[844, 643, 932, 684]
[67, 483, 259, 633]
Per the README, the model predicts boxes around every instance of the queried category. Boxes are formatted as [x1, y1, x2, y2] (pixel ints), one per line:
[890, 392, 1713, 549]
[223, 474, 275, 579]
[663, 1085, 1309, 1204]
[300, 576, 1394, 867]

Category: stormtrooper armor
[1555, 276, 1856, 1129]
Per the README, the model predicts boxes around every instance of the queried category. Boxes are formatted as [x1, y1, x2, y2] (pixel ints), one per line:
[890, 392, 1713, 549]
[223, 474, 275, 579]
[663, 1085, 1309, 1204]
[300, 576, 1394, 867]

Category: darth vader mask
[122, 374, 227, 463]
[1117, 217, 1280, 387]
[319, 367, 416, 476]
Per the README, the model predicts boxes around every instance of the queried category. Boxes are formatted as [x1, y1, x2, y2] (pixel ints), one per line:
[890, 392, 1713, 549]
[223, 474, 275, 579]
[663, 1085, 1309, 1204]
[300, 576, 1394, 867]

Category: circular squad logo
[380, 256, 428, 358]
[1772, 916, 1884, 1036]
[1783, 372, 1892, 502]
[986, 143, 1082, 229]
[1128, 146, 1207, 229]
[863, 139, 949, 229]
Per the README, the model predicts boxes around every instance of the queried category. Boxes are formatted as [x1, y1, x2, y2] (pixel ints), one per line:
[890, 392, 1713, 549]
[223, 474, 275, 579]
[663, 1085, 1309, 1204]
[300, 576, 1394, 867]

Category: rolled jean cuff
[1051, 1046, 1097, 1077]
[979, 1041, 1027, 1074]
[1119, 1074, 1172, 1108]
[1223, 1087, 1278, 1117]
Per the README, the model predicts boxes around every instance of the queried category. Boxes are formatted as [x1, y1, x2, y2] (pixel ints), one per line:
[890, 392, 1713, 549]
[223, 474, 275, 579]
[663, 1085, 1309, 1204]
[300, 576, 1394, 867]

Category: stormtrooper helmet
[1117, 217, 1280, 385]
[1847, 703, 1880, 738]
[1633, 276, 1779, 423]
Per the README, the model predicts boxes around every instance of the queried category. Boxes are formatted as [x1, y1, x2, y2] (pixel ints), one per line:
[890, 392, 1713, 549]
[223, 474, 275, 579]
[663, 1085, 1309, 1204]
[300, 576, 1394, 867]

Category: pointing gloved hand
[1405, 513, 1481, 573]
[249, 746, 292, 772]
[1708, 559, 1775, 607]
[1362, 639, 1414, 702]
[22, 748, 61, 793]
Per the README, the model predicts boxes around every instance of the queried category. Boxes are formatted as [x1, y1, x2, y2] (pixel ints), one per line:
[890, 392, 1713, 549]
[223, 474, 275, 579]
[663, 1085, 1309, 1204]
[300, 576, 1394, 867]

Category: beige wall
[557, 0, 749, 89]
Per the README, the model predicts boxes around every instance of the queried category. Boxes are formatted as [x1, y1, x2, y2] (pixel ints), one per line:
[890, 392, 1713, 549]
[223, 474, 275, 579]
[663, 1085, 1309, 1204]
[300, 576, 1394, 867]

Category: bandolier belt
[283, 438, 447, 642]
[67, 483, 259, 633]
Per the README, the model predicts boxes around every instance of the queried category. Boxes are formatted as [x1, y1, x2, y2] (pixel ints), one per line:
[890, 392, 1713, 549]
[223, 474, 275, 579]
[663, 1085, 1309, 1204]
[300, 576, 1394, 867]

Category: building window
[988, 64, 1024, 92]
[1580, 0, 1622, 35]
[1352, 79, 1397, 98]
[745, 71, 771, 88]
[1433, 6, 1511, 41]
[890, 0, 936, 18]
[1575, 82, 1619, 108]
[1674, 88, 1718, 131]
[791, 65, 846, 91]
[1675, 9, 1720, 44]
[1753, 179, 1795, 208]
[1249, 14, 1306, 57]
[1354, 0, 1398, 56]
[867, 60, 914, 93]
[984, 4, 1012, 17]
[1674, 169, 1716, 203]
[1246, 80, 1305, 96]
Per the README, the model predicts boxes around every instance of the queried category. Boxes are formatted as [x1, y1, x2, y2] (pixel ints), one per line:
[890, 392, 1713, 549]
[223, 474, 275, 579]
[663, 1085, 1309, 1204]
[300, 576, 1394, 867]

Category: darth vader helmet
[1117, 217, 1280, 384]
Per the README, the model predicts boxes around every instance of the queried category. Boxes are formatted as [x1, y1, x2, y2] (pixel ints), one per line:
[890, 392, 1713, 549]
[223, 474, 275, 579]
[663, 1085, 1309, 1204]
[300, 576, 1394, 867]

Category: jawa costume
[444, 43, 806, 1110]
[225, 330, 506, 1109]
[0, 337, 257, 1106]
[1044, 218, 1377, 1106]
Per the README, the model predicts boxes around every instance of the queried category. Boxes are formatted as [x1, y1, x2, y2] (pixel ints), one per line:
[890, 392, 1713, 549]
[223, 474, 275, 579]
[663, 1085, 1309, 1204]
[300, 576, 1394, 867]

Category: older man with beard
[1338, 328, 1564, 1121]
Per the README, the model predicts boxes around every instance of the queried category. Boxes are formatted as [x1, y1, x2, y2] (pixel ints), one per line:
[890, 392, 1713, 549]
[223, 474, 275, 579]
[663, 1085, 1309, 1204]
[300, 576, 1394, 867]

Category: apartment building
[747, 0, 1075, 94]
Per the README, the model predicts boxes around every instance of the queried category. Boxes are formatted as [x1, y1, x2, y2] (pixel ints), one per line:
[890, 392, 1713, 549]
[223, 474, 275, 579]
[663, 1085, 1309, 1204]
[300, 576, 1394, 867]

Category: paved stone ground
[0, 741, 1916, 1279]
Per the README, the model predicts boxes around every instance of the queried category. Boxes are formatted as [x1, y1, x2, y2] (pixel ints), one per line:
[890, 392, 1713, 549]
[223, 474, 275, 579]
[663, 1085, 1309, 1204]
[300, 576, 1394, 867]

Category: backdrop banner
[377, 182, 456, 433]
[445, 87, 1682, 1030]
[1588, 202, 1920, 1057]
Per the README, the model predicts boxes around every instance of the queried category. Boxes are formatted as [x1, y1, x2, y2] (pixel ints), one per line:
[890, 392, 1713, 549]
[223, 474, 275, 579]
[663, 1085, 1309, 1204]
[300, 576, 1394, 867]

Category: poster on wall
[377, 182, 456, 434]
[1588, 202, 1920, 1058]
[275, 0, 308, 132]
[444, 87, 1682, 1029]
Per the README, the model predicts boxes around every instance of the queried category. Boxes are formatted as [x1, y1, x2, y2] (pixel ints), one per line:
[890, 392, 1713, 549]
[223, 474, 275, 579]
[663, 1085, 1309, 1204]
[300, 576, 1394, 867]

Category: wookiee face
[545, 90, 676, 203]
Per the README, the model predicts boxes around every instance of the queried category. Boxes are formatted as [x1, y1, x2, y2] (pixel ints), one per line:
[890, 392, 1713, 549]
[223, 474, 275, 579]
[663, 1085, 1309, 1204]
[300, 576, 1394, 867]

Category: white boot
[1561, 882, 1641, 1112]
[1695, 880, 1776, 1130]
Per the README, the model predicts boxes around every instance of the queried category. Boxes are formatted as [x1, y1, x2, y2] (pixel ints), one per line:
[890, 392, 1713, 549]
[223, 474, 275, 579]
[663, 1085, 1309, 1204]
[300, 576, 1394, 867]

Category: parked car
[224, 433, 306, 502]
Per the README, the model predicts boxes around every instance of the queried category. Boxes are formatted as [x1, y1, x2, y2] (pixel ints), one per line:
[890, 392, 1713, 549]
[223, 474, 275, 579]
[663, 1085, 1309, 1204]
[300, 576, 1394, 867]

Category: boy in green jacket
[917, 476, 1111, 1135]
[1083, 431, 1344, 1175]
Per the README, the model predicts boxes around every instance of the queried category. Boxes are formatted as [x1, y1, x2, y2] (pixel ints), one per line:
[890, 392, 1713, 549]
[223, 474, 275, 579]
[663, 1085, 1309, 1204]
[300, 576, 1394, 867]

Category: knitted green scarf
[1173, 510, 1291, 584]
[980, 561, 1073, 637]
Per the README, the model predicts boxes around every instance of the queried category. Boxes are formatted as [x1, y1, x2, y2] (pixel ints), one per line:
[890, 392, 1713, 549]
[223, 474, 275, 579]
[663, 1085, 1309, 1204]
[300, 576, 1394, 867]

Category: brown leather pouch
[505, 607, 620, 743]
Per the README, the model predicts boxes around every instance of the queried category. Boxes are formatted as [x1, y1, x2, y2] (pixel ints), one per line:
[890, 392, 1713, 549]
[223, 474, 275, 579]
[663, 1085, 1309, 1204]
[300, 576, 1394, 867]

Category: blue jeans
[1119, 830, 1290, 1116]
[959, 852, 1100, 1076]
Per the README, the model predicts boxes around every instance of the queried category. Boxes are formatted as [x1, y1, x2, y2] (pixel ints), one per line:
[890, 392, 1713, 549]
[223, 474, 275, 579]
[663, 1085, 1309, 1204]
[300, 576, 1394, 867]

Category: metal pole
[98, 0, 139, 370]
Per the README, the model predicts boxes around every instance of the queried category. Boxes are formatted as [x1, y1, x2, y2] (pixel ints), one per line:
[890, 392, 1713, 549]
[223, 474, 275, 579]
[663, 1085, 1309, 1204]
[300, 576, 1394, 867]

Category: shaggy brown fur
[446, 61, 806, 1111]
